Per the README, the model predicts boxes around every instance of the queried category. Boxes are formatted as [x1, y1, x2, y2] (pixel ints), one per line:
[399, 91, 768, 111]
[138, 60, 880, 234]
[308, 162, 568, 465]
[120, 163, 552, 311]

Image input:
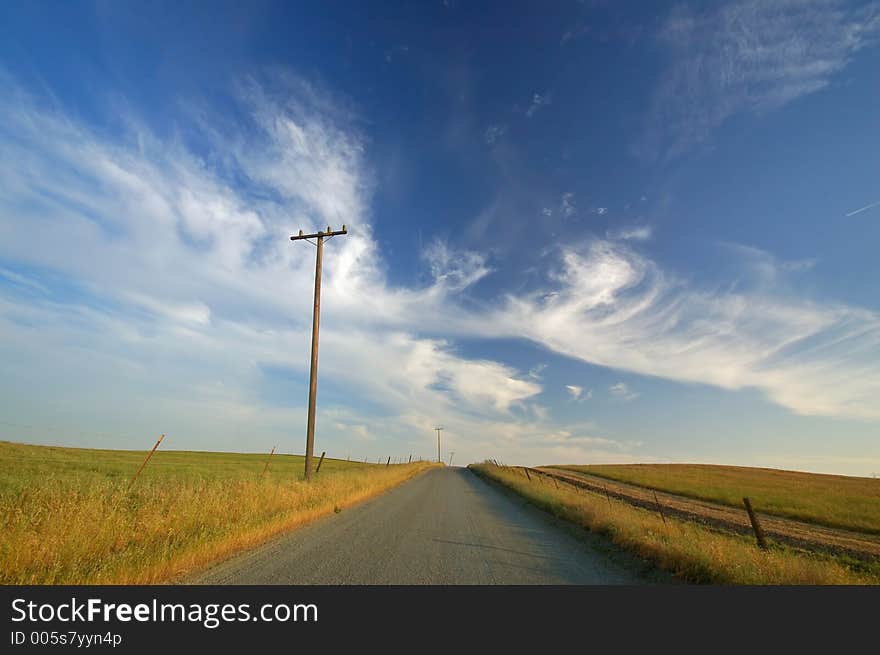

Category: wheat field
[472, 463, 880, 585]
[550, 463, 880, 534]
[0, 440, 436, 584]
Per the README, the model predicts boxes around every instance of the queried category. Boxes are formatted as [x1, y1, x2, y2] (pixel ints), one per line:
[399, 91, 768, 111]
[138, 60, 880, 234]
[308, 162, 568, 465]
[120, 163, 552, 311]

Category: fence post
[126, 434, 165, 492]
[523, 467, 532, 481]
[386, 456, 391, 467]
[316, 451, 326, 474]
[409, 454, 412, 464]
[653, 490, 667, 526]
[261, 445, 276, 477]
[743, 497, 768, 550]
[603, 485, 612, 507]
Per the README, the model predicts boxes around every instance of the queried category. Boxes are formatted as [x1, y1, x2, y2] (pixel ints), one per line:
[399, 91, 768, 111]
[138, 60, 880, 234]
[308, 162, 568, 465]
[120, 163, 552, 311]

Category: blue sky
[1, 1, 879, 474]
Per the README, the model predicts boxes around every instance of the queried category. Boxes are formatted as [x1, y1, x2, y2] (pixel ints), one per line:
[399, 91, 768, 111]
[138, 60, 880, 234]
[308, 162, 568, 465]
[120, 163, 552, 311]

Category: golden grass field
[471, 463, 880, 585]
[0, 440, 437, 584]
[550, 463, 880, 534]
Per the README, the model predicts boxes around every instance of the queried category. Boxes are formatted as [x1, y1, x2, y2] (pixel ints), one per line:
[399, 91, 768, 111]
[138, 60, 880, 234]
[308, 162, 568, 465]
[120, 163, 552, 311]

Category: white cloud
[528, 363, 547, 380]
[595, 207, 608, 215]
[560, 192, 576, 217]
[609, 225, 652, 241]
[0, 268, 48, 294]
[565, 385, 592, 402]
[643, 0, 880, 159]
[846, 200, 880, 217]
[609, 382, 639, 401]
[484, 123, 508, 144]
[525, 92, 552, 118]
[422, 240, 491, 292]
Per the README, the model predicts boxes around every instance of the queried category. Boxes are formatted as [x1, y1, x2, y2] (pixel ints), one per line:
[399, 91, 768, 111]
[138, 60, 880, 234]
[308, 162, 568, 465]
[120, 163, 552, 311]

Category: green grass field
[0, 440, 436, 584]
[549, 463, 880, 535]
[0, 440, 370, 492]
[473, 463, 880, 585]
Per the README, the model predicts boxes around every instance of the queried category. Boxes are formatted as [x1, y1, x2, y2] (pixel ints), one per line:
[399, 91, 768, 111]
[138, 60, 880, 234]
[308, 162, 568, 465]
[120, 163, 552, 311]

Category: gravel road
[193, 467, 646, 584]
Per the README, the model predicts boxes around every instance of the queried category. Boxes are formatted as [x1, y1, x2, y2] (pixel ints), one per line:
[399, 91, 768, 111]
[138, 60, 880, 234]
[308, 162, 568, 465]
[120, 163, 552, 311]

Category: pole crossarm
[290, 226, 348, 241]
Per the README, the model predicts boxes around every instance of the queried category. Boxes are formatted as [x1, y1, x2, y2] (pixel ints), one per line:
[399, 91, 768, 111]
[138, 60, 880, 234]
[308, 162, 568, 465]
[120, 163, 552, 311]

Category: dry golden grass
[551, 463, 880, 534]
[472, 463, 880, 585]
[0, 441, 437, 584]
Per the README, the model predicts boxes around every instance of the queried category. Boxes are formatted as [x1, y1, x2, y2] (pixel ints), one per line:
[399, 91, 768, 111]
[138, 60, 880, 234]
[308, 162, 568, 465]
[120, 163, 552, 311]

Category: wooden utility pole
[434, 427, 443, 463]
[290, 225, 347, 481]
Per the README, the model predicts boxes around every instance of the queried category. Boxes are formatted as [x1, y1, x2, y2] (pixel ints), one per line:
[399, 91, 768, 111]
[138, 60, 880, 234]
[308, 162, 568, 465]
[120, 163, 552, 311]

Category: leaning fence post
[743, 497, 768, 549]
[316, 451, 326, 474]
[127, 434, 165, 492]
[603, 485, 612, 507]
[653, 491, 667, 526]
[523, 467, 532, 481]
[261, 445, 276, 477]
[386, 456, 391, 467]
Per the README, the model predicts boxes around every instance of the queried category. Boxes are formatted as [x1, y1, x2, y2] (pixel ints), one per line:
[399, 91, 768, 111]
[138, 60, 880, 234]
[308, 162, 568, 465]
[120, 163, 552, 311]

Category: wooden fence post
[315, 451, 326, 474]
[743, 497, 768, 550]
[261, 445, 276, 477]
[126, 434, 165, 492]
[386, 456, 391, 466]
[653, 490, 667, 526]
[523, 467, 532, 481]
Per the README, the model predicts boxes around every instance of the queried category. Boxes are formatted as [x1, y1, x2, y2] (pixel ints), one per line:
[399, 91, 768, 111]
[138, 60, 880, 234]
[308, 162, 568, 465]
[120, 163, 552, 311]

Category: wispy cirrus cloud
[455, 238, 880, 421]
[641, 0, 880, 160]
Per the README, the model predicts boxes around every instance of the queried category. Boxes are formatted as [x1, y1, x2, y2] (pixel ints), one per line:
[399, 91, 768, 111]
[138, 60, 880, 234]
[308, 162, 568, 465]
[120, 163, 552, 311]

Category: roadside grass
[549, 463, 880, 535]
[471, 463, 880, 585]
[0, 440, 437, 584]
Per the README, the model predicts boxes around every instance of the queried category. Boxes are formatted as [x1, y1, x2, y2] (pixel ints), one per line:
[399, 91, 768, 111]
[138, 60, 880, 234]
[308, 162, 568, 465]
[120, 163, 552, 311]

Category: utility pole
[434, 426, 443, 463]
[449, 451, 454, 466]
[290, 224, 347, 481]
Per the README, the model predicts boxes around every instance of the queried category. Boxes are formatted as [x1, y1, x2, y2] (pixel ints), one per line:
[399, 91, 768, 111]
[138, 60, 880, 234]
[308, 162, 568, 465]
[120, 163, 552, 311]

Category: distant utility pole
[434, 426, 443, 463]
[290, 224, 347, 481]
